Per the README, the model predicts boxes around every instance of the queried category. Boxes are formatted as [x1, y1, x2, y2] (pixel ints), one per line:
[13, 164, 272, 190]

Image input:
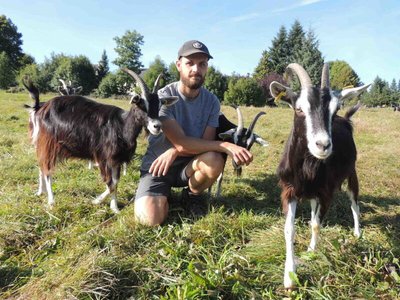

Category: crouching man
[134, 40, 253, 226]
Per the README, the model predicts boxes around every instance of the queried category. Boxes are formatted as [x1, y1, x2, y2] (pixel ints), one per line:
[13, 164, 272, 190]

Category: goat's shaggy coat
[23, 70, 178, 213]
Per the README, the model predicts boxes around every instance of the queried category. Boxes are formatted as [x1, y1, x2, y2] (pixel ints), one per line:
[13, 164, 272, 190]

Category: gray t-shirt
[140, 81, 220, 172]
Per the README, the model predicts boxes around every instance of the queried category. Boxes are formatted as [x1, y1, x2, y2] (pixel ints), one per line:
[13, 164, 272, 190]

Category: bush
[224, 76, 264, 107]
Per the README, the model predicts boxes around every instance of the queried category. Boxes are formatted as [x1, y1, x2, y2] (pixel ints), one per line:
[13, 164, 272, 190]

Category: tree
[268, 25, 290, 75]
[360, 76, 390, 107]
[253, 50, 272, 81]
[95, 50, 109, 85]
[0, 15, 23, 69]
[287, 20, 305, 62]
[96, 72, 120, 98]
[17, 63, 40, 87]
[292, 29, 324, 86]
[0, 51, 15, 88]
[168, 62, 179, 83]
[113, 30, 144, 72]
[329, 60, 361, 90]
[52, 55, 97, 94]
[224, 76, 264, 107]
[143, 56, 169, 90]
[204, 66, 227, 101]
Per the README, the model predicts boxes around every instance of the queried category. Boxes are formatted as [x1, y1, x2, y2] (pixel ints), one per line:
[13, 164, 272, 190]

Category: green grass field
[0, 90, 399, 299]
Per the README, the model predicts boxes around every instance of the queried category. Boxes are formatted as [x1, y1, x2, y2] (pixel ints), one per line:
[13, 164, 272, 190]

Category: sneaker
[181, 188, 208, 218]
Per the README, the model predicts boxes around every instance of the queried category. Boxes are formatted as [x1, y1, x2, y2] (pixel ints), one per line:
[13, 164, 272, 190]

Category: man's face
[176, 53, 209, 90]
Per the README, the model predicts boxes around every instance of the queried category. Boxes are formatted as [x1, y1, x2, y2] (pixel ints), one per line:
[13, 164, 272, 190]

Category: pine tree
[292, 29, 324, 85]
[268, 25, 289, 75]
[253, 50, 271, 80]
[287, 20, 305, 63]
[96, 50, 109, 84]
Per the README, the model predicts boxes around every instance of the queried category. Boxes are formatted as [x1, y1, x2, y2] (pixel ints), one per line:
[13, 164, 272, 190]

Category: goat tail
[344, 101, 361, 120]
[22, 76, 41, 111]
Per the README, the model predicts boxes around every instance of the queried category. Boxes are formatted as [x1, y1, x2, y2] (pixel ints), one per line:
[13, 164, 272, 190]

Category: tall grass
[0, 91, 399, 299]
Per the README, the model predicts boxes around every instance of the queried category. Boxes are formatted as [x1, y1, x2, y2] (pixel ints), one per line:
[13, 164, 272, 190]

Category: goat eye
[295, 108, 303, 113]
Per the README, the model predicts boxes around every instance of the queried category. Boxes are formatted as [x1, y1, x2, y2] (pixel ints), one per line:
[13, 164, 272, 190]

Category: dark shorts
[134, 157, 193, 200]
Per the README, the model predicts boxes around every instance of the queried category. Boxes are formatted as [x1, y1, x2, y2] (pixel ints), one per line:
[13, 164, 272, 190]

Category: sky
[2, 0, 400, 85]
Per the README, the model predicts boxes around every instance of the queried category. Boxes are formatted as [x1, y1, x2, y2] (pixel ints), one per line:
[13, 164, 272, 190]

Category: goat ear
[254, 134, 269, 147]
[218, 128, 236, 140]
[130, 94, 141, 104]
[337, 84, 371, 102]
[269, 81, 296, 107]
[160, 96, 179, 107]
[75, 86, 82, 94]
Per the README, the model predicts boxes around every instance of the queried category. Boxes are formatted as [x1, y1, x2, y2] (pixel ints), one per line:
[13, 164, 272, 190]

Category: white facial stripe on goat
[147, 119, 162, 135]
[300, 88, 333, 159]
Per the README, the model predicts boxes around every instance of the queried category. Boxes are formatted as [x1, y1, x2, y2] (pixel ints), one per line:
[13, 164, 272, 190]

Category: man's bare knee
[195, 152, 225, 177]
[134, 196, 168, 226]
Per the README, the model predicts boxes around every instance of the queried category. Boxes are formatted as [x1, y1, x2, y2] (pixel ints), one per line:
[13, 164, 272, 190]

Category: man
[134, 40, 253, 226]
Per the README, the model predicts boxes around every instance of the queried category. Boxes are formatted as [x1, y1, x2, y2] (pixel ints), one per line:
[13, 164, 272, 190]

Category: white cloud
[230, 13, 260, 23]
[273, 0, 324, 13]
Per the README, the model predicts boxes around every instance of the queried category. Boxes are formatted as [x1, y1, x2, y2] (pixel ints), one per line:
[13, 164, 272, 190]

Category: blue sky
[2, 0, 399, 84]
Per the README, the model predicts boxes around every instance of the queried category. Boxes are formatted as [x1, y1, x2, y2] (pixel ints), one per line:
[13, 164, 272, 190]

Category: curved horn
[245, 111, 266, 135]
[121, 68, 150, 100]
[152, 73, 163, 93]
[285, 63, 312, 89]
[59, 79, 69, 94]
[231, 104, 244, 134]
[321, 63, 330, 89]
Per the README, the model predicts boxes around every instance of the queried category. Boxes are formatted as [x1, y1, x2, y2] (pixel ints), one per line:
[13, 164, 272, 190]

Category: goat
[269, 63, 370, 289]
[87, 74, 165, 176]
[58, 79, 82, 95]
[23, 69, 178, 213]
[210, 105, 268, 197]
[391, 103, 400, 112]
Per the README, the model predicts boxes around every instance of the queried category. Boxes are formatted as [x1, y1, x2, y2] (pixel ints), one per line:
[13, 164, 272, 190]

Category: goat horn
[59, 79, 69, 94]
[321, 63, 330, 89]
[231, 104, 244, 134]
[285, 63, 312, 88]
[152, 73, 163, 93]
[121, 68, 150, 100]
[246, 111, 266, 136]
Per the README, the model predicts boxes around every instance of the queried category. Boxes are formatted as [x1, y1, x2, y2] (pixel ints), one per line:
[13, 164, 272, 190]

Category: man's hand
[223, 142, 253, 166]
[149, 148, 179, 177]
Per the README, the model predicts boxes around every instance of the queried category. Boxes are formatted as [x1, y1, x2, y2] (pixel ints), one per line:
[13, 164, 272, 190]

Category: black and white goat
[58, 79, 82, 95]
[212, 105, 268, 196]
[269, 63, 370, 289]
[23, 68, 178, 213]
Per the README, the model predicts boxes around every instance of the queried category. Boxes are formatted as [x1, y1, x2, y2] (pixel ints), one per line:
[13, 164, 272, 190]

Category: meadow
[0, 90, 399, 299]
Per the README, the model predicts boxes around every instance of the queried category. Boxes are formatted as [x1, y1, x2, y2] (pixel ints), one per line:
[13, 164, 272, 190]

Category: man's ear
[269, 81, 297, 108]
[160, 96, 179, 106]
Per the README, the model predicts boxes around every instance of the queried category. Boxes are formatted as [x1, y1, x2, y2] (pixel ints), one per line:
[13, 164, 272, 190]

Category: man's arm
[149, 119, 253, 177]
[162, 118, 252, 164]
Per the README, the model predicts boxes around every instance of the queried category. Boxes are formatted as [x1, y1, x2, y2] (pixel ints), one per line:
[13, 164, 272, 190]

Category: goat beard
[181, 74, 205, 90]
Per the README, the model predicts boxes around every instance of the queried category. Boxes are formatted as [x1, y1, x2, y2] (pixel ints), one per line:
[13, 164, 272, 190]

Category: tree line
[1, 15, 399, 107]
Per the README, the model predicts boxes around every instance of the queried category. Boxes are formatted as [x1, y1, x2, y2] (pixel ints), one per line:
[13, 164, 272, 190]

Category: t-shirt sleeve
[207, 95, 220, 128]
[158, 87, 176, 120]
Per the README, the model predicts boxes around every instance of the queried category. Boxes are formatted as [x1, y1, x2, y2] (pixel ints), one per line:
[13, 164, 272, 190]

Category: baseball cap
[178, 40, 213, 59]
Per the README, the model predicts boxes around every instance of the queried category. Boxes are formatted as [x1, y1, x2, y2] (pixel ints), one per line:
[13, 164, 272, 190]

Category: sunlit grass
[0, 90, 399, 299]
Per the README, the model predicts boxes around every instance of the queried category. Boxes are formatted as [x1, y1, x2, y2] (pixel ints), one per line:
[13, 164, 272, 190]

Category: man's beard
[181, 74, 205, 90]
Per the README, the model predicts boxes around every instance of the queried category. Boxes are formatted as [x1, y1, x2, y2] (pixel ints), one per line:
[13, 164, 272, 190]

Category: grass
[0, 90, 399, 299]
